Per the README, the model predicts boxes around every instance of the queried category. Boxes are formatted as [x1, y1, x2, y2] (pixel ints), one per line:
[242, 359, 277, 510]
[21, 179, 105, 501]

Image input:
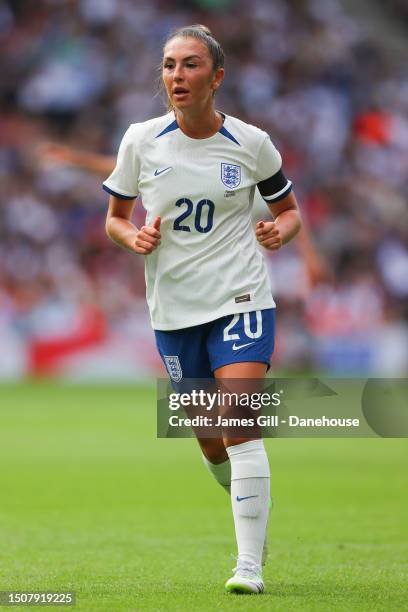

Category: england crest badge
[164, 355, 182, 382]
[221, 162, 241, 189]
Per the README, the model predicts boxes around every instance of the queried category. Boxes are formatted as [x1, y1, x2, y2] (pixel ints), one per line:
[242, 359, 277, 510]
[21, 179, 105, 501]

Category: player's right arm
[105, 195, 161, 255]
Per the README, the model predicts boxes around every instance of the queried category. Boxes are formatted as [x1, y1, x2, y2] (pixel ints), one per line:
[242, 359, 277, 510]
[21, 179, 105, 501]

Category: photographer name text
[168, 414, 360, 428]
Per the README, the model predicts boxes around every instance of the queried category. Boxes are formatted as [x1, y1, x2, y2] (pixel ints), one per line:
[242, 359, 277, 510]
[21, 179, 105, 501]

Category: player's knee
[199, 438, 228, 463]
[223, 436, 254, 449]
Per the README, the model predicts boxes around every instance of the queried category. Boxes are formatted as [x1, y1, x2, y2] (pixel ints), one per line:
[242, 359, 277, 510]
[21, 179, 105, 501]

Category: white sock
[202, 454, 231, 495]
[226, 440, 270, 569]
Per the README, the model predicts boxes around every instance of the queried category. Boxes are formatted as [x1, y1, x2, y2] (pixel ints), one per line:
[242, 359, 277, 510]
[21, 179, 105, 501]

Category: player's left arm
[255, 191, 302, 250]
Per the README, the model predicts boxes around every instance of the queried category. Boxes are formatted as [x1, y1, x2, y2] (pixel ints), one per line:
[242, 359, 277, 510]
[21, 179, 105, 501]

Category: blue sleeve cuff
[102, 184, 137, 200]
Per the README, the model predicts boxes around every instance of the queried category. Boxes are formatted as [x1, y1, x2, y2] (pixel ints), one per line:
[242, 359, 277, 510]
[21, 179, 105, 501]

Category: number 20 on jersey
[173, 198, 215, 234]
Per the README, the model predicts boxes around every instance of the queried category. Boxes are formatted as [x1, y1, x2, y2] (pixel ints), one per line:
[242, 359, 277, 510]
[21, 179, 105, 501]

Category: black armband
[257, 169, 293, 203]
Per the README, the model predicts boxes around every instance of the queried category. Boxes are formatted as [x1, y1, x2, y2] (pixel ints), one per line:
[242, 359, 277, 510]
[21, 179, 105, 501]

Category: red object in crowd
[29, 305, 107, 375]
[353, 111, 392, 146]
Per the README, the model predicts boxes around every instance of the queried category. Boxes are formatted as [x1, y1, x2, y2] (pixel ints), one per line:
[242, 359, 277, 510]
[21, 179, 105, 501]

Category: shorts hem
[211, 359, 271, 374]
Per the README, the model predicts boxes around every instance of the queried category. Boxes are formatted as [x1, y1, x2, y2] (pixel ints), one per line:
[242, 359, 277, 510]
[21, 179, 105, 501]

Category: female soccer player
[39, 151, 328, 286]
[103, 25, 301, 594]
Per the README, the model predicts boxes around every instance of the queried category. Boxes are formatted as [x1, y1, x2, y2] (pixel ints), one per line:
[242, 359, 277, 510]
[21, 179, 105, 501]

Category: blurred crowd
[386, 0, 408, 22]
[1, 0, 407, 379]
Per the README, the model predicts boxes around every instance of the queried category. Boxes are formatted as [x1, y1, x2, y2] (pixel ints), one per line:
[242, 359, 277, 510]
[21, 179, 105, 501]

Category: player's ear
[212, 67, 224, 91]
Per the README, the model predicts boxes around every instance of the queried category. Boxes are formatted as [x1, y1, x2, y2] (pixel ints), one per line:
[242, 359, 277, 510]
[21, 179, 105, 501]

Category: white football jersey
[103, 112, 292, 330]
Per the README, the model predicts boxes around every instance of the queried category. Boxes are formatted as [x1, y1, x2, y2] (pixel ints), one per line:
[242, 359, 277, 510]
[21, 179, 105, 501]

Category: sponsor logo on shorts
[164, 355, 182, 382]
[232, 341, 255, 351]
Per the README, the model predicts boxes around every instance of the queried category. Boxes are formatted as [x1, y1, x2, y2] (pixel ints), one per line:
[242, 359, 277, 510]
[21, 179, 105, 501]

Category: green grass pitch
[0, 382, 407, 611]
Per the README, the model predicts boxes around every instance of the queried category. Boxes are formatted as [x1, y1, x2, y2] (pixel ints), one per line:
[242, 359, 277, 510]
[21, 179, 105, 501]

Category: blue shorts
[155, 308, 275, 386]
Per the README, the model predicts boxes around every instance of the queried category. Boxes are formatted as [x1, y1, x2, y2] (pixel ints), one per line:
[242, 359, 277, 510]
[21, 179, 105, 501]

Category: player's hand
[255, 221, 282, 251]
[134, 216, 161, 255]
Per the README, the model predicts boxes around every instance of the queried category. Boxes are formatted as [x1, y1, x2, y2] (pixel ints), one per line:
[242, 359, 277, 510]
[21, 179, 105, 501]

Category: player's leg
[200, 363, 264, 493]
[155, 314, 273, 593]
[154, 323, 229, 486]
[201, 438, 271, 568]
[201, 445, 230, 492]
[207, 310, 276, 593]
[214, 361, 269, 593]
[203, 309, 275, 482]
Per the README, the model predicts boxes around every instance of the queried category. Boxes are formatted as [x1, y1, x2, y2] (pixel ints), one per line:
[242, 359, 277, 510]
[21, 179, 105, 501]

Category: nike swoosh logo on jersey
[232, 341, 255, 351]
[236, 495, 259, 502]
[154, 167, 172, 176]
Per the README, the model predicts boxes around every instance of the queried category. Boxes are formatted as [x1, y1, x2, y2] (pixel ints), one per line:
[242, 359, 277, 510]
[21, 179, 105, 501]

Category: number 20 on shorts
[223, 311, 263, 342]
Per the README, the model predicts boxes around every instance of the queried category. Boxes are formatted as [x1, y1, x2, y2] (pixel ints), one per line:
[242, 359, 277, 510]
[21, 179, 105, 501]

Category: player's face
[162, 37, 223, 111]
